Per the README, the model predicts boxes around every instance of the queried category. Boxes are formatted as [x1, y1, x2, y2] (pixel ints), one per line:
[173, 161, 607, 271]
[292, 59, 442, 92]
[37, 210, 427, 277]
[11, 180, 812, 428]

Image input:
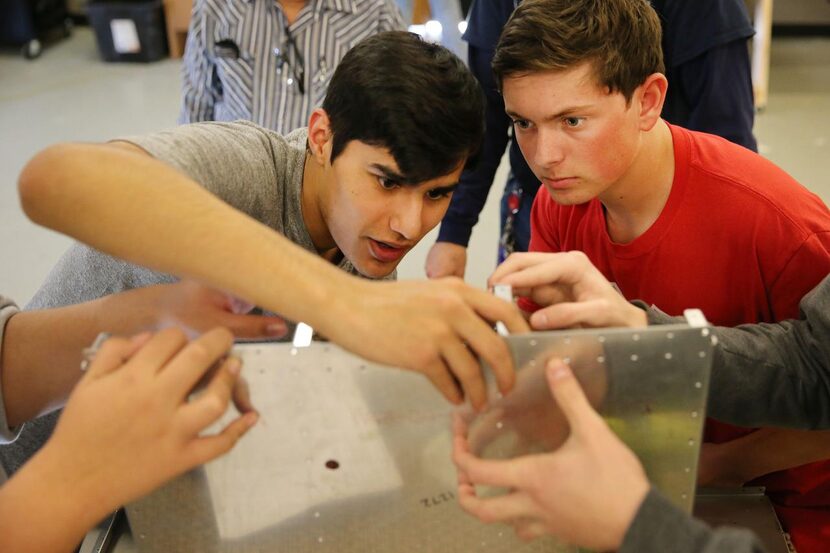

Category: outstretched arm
[18, 142, 528, 409]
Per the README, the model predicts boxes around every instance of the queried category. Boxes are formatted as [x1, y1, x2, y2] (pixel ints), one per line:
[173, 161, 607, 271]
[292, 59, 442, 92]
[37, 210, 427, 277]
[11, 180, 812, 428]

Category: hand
[462, 348, 608, 457]
[107, 281, 288, 339]
[452, 359, 649, 551]
[335, 277, 530, 411]
[425, 242, 468, 279]
[696, 442, 748, 488]
[489, 251, 647, 330]
[37, 327, 258, 518]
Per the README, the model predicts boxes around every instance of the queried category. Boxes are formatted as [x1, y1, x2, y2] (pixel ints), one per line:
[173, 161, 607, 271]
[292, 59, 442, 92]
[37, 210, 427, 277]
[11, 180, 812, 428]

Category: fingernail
[533, 313, 548, 327]
[547, 360, 571, 381]
[227, 357, 242, 375]
[266, 323, 286, 336]
[246, 412, 259, 426]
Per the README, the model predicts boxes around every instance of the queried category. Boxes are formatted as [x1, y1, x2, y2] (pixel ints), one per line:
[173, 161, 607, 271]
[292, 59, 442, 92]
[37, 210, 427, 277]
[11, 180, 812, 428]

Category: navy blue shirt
[437, 0, 757, 247]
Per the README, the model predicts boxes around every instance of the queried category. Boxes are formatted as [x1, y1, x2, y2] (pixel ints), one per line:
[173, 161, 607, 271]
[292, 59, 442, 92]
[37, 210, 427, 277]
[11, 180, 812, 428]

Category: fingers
[513, 519, 548, 542]
[544, 359, 599, 435]
[453, 441, 523, 489]
[159, 328, 234, 396]
[421, 358, 464, 405]
[488, 252, 559, 287]
[185, 411, 259, 466]
[231, 373, 255, 414]
[449, 287, 528, 398]
[530, 299, 644, 330]
[529, 300, 608, 329]
[125, 327, 190, 377]
[177, 355, 240, 435]
[492, 254, 582, 292]
[221, 313, 288, 340]
[441, 340, 489, 411]
[457, 487, 537, 525]
[84, 334, 147, 379]
[462, 286, 530, 334]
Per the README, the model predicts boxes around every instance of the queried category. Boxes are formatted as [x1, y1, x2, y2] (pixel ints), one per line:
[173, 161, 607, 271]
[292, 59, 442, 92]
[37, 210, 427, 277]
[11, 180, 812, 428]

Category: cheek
[582, 125, 636, 180]
[515, 133, 535, 164]
[422, 201, 450, 234]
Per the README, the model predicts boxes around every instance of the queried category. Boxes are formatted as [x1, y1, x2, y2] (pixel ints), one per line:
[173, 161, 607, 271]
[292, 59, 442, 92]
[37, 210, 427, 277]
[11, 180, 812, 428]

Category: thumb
[544, 358, 598, 435]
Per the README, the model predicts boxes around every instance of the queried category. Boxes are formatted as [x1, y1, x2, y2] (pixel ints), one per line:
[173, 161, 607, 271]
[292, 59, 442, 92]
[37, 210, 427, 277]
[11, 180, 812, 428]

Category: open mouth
[368, 238, 408, 263]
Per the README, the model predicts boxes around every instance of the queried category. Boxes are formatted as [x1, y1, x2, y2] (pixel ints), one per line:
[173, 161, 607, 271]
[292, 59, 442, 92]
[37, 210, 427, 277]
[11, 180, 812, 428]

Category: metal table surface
[83, 323, 731, 553]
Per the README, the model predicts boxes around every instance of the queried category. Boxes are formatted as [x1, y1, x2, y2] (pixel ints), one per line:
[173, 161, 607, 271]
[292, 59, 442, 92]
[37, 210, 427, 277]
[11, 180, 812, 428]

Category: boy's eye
[564, 117, 584, 128]
[512, 119, 531, 130]
[378, 177, 398, 190]
[426, 188, 452, 200]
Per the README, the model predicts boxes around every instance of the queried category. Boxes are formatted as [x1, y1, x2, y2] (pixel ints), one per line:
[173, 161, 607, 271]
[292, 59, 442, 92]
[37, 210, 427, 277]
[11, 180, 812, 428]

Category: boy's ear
[636, 73, 668, 132]
[307, 108, 333, 165]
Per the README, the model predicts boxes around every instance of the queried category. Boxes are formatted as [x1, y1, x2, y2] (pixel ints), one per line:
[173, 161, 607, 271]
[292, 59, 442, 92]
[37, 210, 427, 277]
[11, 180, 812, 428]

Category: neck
[599, 120, 675, 244]
[301, 155, 338, 258]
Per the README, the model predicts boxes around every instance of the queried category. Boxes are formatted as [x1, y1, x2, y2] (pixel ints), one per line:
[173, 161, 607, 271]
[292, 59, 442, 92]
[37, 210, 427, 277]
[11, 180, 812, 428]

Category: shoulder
[674, 125, 830, 237]
[658, 0, 754, 67]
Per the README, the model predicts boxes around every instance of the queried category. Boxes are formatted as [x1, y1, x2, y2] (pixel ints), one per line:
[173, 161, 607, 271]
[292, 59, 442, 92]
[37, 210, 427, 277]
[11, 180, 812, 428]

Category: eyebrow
[431, 183, 459, 195]
[370, 163, 459, 193]
[506, 105, 594, 122]
[370, 163, 407, 183]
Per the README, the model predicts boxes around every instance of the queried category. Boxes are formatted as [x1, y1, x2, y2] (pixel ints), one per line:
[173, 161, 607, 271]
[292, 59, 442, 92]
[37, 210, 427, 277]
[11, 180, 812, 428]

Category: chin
[547, 190, 596, 206]
[352, 257, 399, 279]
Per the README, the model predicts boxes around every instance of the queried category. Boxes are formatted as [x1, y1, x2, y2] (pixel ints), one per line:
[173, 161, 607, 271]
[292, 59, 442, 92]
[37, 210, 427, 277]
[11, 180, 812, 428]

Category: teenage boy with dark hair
[487, 0, 830, 550]
[4, 31, 529, 479]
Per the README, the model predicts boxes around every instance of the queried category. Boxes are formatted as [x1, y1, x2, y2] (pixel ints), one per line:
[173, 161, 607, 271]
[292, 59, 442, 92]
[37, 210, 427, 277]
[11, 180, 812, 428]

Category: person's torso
[197, 0, 404, 133]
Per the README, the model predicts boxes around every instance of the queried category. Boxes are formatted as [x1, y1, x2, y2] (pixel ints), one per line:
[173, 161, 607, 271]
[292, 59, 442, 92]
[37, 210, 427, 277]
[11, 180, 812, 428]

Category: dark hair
[492, 0, 664, 102]
[322, 31, 484, 183]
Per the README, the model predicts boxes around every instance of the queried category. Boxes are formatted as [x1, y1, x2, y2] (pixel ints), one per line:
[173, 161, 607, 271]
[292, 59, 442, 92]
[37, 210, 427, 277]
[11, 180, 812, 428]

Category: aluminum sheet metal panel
[126, 324, 713, 553]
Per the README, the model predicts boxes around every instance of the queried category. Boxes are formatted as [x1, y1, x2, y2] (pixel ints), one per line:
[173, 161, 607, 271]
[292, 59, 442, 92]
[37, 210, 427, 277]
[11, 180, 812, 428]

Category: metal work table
[80, 322, 791, 553]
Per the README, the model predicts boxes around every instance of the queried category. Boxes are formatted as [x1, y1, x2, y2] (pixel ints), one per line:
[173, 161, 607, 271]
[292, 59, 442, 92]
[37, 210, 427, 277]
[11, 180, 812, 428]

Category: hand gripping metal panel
[124, 324, 713, 553]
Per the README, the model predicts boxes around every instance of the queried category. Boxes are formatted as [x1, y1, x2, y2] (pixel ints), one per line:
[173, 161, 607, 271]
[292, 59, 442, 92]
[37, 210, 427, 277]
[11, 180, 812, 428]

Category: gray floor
[1, 28, 829, 305]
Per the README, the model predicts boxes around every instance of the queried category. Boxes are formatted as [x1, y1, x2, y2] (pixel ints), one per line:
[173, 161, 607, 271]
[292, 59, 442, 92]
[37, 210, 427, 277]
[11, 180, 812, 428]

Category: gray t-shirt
[0, 121, 389, 475]
[26, 121, 367, 312]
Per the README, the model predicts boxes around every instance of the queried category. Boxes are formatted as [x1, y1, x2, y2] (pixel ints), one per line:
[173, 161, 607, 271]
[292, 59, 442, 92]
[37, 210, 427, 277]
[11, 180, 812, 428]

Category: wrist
[15, 443, 112, 539]
[96, 289, 155, 335]
[312, 271, 365, 341]
[612, 477, 650, 548]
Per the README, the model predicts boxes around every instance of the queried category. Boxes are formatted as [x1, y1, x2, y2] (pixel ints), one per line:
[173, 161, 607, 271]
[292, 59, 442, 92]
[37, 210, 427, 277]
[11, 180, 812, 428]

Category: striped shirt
[180, 0, 406, 134]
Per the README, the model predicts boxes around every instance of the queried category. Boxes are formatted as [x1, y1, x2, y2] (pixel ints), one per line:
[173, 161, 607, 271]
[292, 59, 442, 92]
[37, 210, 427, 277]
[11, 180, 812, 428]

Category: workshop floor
[1, 28, 829, 304]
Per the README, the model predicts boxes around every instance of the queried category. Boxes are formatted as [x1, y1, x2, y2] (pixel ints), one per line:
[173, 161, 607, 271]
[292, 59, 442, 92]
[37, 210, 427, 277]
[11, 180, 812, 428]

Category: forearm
[639, 278, 830, 430]
[18, 143, 350, 338]
[0, 443, 110, 553]
[621, 488, 765, 553]
[717, 429, 830, 483]
[0, 292, 159, 426]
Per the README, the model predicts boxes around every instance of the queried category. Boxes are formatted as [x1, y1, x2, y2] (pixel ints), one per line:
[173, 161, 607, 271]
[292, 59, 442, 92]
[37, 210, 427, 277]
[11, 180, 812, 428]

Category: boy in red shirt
[488, 0, 830, 550]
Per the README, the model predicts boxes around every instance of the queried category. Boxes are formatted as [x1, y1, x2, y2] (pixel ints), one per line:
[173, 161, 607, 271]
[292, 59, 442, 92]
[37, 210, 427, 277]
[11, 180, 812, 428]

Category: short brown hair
[492, 0, 665, 101]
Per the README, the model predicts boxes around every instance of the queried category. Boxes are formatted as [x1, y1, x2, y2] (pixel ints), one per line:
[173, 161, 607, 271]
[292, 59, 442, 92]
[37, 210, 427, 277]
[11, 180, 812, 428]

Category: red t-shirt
[522, 123, 830, 552]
